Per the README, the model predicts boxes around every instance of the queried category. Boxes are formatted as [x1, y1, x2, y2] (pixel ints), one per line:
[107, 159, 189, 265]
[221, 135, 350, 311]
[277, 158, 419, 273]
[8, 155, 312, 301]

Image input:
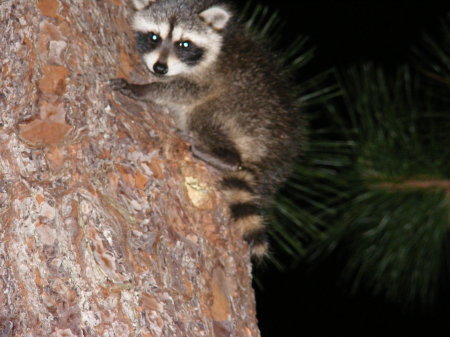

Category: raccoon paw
[109, 78, 135, 97]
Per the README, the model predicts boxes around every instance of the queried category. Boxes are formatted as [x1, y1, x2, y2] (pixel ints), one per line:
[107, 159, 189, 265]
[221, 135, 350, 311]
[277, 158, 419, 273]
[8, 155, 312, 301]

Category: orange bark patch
[35, 268, 44, 288]
[23, 36, 33, 50]
[38, 65, 69, 95]
[140, 293, 162, 312]
[135, 170, 148, 190]
[116, 164, 135, 187]
[39, 21, 65, 41]
[99, 149, 112, 160]
[35, 194, 45, 204]
[109, 0, 123, 6]
[70, 200, 79, 218]
[2, 63, 8, 77]
[243, 327, 253, 337]
[146, 159, 164, 179]
[46, 146, 65, 170]
[141, 334, 154, 337]
[210, 268, 231, 321]
[183, 274, 194, 298]
[19, 119, 71, 146]
[14, 182, 30, 201]
[37, 0, 59, 18]
[117, 47, 133, 78]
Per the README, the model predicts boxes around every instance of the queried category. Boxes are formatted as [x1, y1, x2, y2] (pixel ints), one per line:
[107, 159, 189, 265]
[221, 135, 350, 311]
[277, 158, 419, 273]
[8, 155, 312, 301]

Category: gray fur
[134, 0, 225, 30]
[111, 0, 305, 258]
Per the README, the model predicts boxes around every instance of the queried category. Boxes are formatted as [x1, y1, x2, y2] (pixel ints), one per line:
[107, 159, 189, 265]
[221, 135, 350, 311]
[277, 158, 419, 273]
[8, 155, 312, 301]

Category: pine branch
[307, 16, 450, 304]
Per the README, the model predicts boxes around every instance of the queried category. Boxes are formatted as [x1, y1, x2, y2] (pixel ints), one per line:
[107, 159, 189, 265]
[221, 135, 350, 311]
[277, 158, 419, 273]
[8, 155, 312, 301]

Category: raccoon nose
[153, 62, 168, 75]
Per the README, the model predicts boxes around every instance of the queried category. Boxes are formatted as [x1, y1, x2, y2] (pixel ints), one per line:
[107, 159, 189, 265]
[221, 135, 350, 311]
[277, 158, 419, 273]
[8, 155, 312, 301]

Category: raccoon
[110, 0, 304, 259]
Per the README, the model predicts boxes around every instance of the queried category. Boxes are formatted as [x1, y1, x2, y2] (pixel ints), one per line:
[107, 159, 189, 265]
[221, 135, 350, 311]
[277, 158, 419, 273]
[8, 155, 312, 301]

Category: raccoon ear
[199, 6, 231, 30]
[131, 0, 155, 10]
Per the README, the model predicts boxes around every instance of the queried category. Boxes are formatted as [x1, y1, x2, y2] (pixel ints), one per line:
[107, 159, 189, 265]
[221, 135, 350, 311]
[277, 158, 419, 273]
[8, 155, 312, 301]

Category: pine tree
[0, 1, 261, 335]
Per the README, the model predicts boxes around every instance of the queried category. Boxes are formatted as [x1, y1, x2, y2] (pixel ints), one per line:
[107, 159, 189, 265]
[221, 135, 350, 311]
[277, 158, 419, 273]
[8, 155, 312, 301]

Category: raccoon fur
[110, 0, 305, 259]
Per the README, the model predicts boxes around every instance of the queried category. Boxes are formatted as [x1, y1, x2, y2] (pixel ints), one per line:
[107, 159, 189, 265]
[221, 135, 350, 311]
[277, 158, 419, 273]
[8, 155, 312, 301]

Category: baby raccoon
[111, 0, 304, 258]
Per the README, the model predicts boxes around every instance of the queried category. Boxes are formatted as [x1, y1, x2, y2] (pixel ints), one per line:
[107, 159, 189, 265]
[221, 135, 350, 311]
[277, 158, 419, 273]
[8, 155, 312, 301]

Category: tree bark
[0, 1, 260, 336]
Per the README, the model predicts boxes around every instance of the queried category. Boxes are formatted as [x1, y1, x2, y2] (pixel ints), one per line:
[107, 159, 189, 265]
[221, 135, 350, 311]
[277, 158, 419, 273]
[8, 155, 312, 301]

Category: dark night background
[231, 0, 450, 336]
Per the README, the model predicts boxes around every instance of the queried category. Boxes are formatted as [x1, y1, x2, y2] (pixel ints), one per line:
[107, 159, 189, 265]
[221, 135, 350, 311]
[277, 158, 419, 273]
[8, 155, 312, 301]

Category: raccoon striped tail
[221, 170, 268, 259]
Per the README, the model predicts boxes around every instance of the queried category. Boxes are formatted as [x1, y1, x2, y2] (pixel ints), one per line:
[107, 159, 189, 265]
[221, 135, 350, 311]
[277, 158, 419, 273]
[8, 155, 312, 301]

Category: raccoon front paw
[109, 78, 135, 98]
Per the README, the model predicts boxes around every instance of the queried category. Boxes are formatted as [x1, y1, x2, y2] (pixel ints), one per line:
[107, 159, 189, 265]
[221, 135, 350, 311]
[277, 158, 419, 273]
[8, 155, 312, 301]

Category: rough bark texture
[0, 1, 260, 336]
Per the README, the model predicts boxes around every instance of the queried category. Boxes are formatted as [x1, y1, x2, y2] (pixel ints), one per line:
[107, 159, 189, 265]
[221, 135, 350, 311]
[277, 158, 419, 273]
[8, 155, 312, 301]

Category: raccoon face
[132, 5, 231, 77]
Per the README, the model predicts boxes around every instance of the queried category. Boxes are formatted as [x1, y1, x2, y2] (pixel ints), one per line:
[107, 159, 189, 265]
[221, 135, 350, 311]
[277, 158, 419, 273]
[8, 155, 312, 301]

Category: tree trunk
[0, 1, 260, 336]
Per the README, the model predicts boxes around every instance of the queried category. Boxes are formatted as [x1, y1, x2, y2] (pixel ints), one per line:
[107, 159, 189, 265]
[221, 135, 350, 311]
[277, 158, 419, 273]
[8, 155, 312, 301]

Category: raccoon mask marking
[132, 2, 227, 77]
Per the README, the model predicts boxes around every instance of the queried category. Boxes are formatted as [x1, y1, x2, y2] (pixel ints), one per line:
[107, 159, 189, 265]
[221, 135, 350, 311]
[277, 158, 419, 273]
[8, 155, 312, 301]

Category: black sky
[237, 0, 450, 71]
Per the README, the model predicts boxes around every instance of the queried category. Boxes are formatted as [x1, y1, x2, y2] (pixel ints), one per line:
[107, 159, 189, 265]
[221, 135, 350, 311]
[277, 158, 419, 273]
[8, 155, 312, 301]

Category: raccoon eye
[136, 32, 162, 54]
[150, 33, 160, 42]
[178, 41, 191, 49]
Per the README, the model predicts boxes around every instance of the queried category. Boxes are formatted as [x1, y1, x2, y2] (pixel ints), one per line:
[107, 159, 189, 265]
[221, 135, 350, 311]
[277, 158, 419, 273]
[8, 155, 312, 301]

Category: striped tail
[221, 170, 268, 259]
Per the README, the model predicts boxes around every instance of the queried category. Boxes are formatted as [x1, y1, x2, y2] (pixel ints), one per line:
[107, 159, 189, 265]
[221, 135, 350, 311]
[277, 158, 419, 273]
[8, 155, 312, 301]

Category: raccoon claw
[109, 78, 133, 96]
[110, 78, 145, 100]
[109, 78, 128, 89]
